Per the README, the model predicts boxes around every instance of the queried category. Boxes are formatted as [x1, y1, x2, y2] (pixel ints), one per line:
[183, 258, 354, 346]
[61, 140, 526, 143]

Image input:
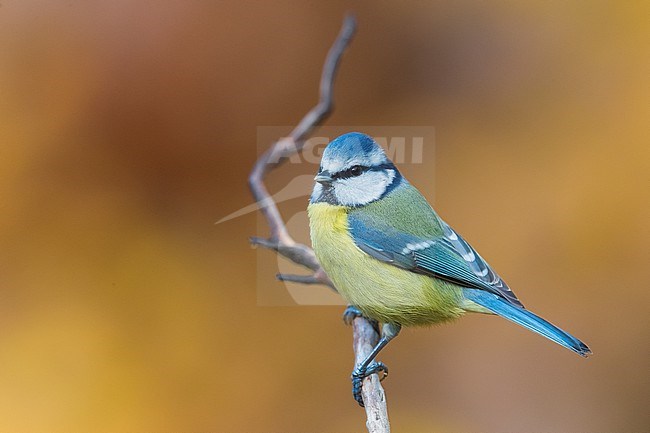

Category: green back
[350, 181, 443, 238]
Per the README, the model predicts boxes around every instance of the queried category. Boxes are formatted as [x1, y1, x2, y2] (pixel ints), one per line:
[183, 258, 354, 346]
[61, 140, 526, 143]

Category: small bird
[308, 132, 591, 406]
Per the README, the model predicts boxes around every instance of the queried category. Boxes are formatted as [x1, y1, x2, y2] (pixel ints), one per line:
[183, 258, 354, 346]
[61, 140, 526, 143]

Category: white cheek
[334, 170, 395, 206]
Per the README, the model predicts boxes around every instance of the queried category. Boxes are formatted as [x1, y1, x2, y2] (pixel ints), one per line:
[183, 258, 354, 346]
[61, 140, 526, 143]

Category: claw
[342, 306, 379, 333]
[351, 361, 389, 407]
[342, 305, 363, 325]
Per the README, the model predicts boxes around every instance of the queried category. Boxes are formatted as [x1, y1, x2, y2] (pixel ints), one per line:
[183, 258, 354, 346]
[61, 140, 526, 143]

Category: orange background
[1, 2, 648, 432]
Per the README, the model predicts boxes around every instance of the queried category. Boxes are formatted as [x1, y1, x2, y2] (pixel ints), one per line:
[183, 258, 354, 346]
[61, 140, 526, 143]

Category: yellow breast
[307, 202, 464, 326]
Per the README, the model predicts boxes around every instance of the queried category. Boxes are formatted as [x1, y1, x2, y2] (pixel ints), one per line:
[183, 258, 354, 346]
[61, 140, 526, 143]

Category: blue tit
[307, 132, 591, 406]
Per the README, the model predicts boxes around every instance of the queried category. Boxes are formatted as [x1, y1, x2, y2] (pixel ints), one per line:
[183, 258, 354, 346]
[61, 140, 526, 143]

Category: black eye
[349, 165, 364, 177]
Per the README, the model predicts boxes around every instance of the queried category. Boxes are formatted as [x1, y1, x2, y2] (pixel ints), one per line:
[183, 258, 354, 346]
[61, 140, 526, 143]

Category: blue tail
[463, 289, 591, 357]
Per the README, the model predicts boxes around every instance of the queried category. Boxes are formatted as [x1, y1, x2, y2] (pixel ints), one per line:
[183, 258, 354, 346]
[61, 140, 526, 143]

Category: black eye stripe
[333, 165, 366, 179]
[332, 163, 395, 180]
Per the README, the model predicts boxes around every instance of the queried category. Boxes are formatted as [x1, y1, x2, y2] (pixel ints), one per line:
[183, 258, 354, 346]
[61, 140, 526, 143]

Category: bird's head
[310, 132, 402, 207]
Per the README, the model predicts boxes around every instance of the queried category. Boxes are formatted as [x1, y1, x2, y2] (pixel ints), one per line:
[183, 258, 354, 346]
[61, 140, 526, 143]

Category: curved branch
[247, 14, 391, 433]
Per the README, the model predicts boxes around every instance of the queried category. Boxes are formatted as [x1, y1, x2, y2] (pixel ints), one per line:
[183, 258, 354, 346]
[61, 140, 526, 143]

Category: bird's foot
[342, 306, 379, 333]
[351, 361, 388, 407]
[342, 305, 363, 325]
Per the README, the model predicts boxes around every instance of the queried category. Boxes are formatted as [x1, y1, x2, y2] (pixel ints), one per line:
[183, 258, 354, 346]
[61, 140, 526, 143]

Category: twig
[353, 317, 390, 433]
[247, 14, 391, 433]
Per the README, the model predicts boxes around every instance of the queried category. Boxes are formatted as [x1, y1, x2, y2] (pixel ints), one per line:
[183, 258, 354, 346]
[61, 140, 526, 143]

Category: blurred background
[1, 1, 648, 432]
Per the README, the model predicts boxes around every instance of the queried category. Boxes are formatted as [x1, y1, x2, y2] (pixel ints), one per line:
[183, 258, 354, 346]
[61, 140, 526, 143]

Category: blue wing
[347, 210, 592, 357]
[348, 212, 523, 307]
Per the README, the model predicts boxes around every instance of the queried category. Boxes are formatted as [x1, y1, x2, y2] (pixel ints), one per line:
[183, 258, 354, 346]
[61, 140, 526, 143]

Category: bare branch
[247, 14, 391, 432]
[276, 273, 326, 285]
[250, 237, 322, 272]
[353, 317, 391, 433]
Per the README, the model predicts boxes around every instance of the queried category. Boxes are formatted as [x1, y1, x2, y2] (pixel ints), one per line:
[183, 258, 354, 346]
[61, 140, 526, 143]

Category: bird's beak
[314, 171, 333, 184]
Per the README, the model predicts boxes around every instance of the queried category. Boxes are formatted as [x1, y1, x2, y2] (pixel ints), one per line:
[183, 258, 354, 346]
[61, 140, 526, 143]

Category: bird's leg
[351, 322, 401, 407]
